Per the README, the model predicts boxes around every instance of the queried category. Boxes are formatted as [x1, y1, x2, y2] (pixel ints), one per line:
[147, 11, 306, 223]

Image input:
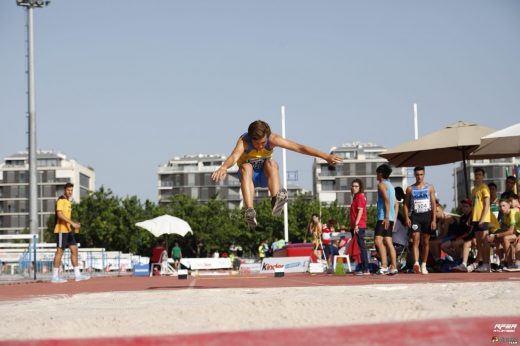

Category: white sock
[74, 267, 80, 276]
[52, 267, 59, 278]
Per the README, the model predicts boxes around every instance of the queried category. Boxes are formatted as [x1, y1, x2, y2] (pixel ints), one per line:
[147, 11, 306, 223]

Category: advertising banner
[180, 258, 232, 270]
[260, 256, 310, 273]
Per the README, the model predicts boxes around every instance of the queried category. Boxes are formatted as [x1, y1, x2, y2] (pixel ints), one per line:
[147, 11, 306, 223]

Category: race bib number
[413, 198, 430, 213]
[247, 157, 268, 171]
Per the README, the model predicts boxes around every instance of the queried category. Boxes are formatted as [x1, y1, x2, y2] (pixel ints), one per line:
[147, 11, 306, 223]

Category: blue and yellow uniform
[237, 133, 273, 187]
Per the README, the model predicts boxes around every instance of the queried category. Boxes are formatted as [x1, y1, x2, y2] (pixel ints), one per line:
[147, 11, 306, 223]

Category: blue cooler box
[133, 263, 150, 277]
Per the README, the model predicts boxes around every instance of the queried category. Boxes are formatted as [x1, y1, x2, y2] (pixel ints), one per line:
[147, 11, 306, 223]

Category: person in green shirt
[171, 242, 182, 270]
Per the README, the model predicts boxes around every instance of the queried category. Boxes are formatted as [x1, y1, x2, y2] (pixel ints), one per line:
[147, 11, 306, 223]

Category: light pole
[16, 0, 50, 238]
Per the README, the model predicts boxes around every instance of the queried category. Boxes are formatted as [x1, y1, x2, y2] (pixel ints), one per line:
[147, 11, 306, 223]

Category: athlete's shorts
[471, 221, 489, 233]
[410, 212, 434, 234]
[56, 231, 77, 250]
[375, 220, 394, 238]
[238, 169, 268, 188]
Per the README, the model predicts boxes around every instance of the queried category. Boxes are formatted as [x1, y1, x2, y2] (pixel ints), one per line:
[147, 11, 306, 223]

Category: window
[80, 173, 90, 188]
[321, 180, 335, 191]
[187, 174, 195, 186]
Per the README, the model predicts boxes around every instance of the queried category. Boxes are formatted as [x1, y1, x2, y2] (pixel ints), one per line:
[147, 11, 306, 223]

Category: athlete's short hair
[473, 167, 485, 176]
[376, 164, 392, 179]
[414, 166, 425, 173]
[248, 120, 271, 140]
[64, 182, 74, 189]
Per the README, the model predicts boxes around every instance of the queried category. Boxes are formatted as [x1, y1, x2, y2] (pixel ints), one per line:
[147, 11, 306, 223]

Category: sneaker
[475, 264, 491, 273]
[467, 262, 479, 273]
[354, 270, 371, 276]
[421, 263, 429, 275]
[503, 263, 520, 272]
[452, 263, 468, 272]
[376, 267, 389, 275]
[413, 262, 420, 274]
[51, 276, 67, 284]
[271, 188, 288, 216]
[389, 268, 398, 276]
[75, 274, 90, 282]
[245, 208, 257, 228]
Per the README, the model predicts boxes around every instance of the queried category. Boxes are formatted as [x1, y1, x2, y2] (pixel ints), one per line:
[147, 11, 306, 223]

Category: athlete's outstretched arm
[211, 137, 245, 182]
[269, 133, 342, 165]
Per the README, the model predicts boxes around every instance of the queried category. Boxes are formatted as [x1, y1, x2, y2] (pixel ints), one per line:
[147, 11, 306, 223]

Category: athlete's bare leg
[264, 159, 280, 197]
[240, 163, 255, 208]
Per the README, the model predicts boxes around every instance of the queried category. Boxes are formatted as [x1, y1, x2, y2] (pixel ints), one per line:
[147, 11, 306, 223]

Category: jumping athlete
[212, 120, 341, 227]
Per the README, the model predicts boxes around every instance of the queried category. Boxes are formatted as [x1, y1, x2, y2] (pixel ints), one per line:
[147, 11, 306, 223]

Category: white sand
[1, 281, 519, 340]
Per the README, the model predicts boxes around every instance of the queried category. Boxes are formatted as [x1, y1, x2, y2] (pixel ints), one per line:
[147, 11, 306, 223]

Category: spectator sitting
[440, 199, 472, 262]
[488, 198, 518, 270]
[150, 240, 166, 274]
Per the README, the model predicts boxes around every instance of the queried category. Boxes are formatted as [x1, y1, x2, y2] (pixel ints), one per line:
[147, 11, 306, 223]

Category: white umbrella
[136, 214, 193, 237]
[470, 122, 520, 159]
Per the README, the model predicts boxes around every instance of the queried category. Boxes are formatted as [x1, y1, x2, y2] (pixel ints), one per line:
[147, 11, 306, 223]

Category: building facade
[453, 157, 519, 203]
[0, 151, 95, 235]
[158, 154, 307, 209]
[313, 142, 408, 206]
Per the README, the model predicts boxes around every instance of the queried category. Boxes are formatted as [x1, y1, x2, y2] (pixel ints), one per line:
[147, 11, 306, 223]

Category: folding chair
[149, 250, 176, 277]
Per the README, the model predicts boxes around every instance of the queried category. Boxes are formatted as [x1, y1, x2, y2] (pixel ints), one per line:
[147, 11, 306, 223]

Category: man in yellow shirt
[51, 183, 90, 283]
[471, 168, 491, 272]
[212, 120, 341, 228]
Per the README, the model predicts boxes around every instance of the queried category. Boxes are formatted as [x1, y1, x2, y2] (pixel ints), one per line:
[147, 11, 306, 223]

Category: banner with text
[180, 258, 232, 270]
[260, 256, 310, 273]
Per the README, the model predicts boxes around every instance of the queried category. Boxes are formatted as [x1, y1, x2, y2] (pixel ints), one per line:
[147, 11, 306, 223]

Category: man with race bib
[404, 166, 437, 275]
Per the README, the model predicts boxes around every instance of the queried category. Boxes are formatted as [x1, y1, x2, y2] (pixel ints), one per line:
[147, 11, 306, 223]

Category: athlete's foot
[75, 274, 91, 282]
[271, 188, 288, 216]
[413, 262, 420, 274]
[245, 208, 257, 228]
[51, 276, 67, 284]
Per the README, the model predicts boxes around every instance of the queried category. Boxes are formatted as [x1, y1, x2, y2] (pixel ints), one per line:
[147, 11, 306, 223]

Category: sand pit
[1, 281, 519, 340]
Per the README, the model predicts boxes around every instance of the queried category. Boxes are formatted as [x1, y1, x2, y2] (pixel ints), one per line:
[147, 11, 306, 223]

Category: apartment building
[0, 151, 95, 235]
[313, 142, 407, 206]
[158, 154, 307, 208]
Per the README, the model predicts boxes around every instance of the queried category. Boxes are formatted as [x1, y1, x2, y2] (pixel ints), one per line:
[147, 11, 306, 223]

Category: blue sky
[1, 1, 519, 208]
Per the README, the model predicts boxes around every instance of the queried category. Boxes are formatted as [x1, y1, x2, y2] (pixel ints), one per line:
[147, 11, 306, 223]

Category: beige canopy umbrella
[470, 122, 520, 160]
[380, 121, 495, 197]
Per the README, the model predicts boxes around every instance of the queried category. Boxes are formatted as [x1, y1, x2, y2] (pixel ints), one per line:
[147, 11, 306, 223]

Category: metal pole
[281, 106, 289, 243]
[413, 103, 419, 140]
[26, 5, 39, 237]
[39, 171, 43, 241]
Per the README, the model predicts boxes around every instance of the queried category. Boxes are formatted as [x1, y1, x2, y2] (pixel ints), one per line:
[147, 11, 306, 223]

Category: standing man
[375, 164, 398, 275]
[171, 242, 182, 270]
[212, 120, 342, 228]
[472, 168, 492, 272]
[51, 183, 90, 283]
[404, 167, 437, 275]
[350, 179, 370, 275]
[501, 176, 517, 200]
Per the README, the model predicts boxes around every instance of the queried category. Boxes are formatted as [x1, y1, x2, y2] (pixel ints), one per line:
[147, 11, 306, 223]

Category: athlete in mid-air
[212, 120, 342, 227]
